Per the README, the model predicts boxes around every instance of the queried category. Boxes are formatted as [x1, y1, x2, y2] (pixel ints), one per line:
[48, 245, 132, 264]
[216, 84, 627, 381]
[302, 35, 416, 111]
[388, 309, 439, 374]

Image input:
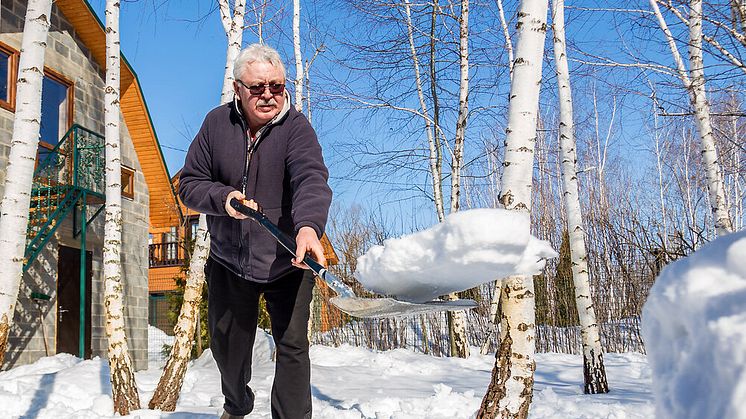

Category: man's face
[234, 61, 286, 131]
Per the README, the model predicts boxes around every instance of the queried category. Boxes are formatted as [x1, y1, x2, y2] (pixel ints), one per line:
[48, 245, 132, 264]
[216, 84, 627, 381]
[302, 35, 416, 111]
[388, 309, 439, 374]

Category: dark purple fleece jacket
[179, 100, 332, 283]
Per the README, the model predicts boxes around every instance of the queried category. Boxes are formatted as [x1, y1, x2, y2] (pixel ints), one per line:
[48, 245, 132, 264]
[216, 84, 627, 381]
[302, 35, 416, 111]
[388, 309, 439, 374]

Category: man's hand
[225, 190, 248, 219]
[293, 226, 326, 270]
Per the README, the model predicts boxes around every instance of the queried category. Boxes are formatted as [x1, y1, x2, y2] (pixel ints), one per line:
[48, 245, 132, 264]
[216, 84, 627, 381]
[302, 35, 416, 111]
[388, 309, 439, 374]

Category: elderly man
[179, 44, 332, 419]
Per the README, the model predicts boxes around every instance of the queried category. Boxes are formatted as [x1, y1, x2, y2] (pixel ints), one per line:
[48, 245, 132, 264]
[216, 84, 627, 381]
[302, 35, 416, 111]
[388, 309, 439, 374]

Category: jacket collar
[232, 91, 291, 136]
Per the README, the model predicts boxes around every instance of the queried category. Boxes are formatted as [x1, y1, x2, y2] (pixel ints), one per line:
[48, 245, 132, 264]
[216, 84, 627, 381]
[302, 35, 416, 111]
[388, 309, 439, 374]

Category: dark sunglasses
[236, 79, 285, 95]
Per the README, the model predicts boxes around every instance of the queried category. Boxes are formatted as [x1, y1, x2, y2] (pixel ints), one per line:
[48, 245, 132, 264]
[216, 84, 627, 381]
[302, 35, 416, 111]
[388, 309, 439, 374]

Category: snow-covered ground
[9, 212, 746, 418]
[0, 329, 653, 418]
[642, 229, 746, 419]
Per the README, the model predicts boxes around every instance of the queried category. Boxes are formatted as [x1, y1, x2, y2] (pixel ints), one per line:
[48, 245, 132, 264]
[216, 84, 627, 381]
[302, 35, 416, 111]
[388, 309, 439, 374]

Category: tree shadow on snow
[162, 413, 218, 418]
[312, 384, 365, 415]
[19, 372, 56, 419]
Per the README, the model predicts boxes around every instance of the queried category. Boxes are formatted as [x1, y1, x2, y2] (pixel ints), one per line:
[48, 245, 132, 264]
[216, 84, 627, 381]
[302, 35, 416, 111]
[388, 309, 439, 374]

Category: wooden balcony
[149, 242, 183, 268]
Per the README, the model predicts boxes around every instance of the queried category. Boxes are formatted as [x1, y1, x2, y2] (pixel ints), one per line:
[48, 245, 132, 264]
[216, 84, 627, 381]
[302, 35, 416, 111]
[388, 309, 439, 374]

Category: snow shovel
[230, 199, 477, 318]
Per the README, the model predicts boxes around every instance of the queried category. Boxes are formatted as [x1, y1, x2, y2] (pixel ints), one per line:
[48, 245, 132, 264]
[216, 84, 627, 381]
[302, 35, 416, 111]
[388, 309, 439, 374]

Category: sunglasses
[236, 79, 285, 96]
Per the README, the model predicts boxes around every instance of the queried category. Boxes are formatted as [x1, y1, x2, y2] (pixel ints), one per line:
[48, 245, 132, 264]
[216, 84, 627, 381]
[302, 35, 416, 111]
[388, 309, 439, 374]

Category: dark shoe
[220, 412, 244, 419]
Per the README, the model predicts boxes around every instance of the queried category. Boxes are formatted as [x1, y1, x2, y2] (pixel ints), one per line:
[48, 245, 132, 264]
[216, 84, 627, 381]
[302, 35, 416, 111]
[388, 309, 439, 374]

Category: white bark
[446, 0, 470, 360]
[551, 0, 608, 395]
[404, 0, 445, 222]
[478, 0, 548, 417]
[650, 0, 733, 236]
[496, 0, 514, 78]
[293, 0, 303, 112]
[0, 0, 53, 367]
[732, 0, 746, 32]
[219, 0, 246, 104]
[303, 46, 324, 124]
[103, 0, 141, 413]
[451, 0, 469, 215]
[482, 0, 517, 355]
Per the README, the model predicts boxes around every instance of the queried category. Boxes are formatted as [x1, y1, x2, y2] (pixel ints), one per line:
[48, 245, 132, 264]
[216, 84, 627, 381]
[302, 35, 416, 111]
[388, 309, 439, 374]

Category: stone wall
[0, 1, 150, 370]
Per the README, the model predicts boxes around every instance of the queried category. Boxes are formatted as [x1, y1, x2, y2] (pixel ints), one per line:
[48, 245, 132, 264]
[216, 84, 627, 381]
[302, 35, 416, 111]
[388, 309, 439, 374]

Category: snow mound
[642, 229, 746, 419]
[354, 208, 557, 302]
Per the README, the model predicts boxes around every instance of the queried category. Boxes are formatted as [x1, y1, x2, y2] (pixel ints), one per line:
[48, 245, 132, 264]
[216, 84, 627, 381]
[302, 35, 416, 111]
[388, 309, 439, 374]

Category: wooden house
[0, 0, 179, 370]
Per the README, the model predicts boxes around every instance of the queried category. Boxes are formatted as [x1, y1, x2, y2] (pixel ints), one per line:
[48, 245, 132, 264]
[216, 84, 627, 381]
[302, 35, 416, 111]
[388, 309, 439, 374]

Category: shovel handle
[230, 199, 355, 298]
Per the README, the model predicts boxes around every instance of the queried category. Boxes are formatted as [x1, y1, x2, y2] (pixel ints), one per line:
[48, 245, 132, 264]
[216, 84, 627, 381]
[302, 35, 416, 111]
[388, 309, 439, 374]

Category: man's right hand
[225, 190, 248, 219]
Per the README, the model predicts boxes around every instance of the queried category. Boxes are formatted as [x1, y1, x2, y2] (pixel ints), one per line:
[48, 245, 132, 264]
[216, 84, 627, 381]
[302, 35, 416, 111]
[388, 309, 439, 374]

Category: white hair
[233, 44, 286, 80]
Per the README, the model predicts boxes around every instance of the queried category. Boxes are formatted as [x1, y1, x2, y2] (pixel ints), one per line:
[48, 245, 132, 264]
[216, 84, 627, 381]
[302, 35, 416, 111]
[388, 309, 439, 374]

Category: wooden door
[56, 245, 92, 358]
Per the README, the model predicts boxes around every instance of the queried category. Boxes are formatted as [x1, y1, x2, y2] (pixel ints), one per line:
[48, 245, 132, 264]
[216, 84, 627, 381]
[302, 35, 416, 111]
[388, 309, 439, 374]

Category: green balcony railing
[24, 124, 105, 272]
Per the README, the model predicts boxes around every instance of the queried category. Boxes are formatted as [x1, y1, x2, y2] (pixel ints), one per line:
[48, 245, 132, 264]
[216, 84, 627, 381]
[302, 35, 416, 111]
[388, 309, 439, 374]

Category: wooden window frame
[121, 166, 135, 200]
[38, 67, 74, 150]
[0, 42, 19, 112]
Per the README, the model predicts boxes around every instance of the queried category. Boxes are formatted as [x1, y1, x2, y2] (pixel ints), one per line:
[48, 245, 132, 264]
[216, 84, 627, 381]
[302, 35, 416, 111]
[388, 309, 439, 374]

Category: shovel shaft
[230, 199, 355, 298]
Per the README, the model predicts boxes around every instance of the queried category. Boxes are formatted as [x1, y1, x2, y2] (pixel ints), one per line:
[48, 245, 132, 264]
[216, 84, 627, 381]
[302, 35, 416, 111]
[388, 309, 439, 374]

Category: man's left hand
[293, 226, 326, 270]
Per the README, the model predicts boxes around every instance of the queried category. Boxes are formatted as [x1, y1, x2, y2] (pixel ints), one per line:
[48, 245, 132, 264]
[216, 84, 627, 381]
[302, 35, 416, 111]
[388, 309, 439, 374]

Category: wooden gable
[55, 0, 181, 229]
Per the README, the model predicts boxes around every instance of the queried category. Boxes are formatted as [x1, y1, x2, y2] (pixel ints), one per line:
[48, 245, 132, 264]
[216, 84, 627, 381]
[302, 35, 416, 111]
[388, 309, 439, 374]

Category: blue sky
[83, 0, 740, 234]
[87, 0, 456, 228]
[90, 0, 227, 177]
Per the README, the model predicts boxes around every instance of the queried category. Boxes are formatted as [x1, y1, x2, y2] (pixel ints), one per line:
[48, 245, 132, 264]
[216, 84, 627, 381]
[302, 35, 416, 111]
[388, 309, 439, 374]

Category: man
[179, 44, 332, 419]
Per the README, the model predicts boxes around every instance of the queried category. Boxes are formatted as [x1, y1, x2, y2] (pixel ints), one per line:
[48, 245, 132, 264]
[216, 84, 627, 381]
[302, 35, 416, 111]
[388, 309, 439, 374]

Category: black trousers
[206, 258, 315, 418]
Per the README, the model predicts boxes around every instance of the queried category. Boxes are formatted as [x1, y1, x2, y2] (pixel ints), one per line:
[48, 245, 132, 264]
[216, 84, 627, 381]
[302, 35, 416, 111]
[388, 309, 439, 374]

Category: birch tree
[497, 0, 514, 79]
[481, 0, 515, 356]
[148, 216, 210, 410]
[149, 0, 244, 409]
[551, 0, 608, 395]
[403, 0, 445, 222]
[477, 0, 548, 416]
[102, 0, 141, 413]
[219, 0, 246, 105]
[0, 0, 53, 367]
[293, 0, 303, 112]
[650, 0, 734, 236]
[445, 0, 471, 360]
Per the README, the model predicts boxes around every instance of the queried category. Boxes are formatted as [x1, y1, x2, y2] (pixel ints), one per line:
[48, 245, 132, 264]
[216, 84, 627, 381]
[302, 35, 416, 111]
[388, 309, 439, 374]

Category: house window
[186, 215, 200, 243]
[39, 70, 73, 149]
[0, 42, 18, 112]
[121, 166, 135, 199]
[162, 227, 178, 261]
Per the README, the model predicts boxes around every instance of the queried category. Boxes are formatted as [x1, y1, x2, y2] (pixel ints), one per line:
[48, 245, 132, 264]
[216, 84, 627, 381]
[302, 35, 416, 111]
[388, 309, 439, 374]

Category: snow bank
[355, 208, 557, 302]
[0, 331, 654, 418]
[642, 229, 746, 419]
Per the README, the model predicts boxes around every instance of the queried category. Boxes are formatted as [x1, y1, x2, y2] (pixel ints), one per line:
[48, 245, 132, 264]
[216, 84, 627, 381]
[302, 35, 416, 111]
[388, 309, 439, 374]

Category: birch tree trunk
[687, 0, 733, 235]
[446, 0, 470, 360]
[293, 0, 303, 112]
[103, 0, 141, 414]
[404, 0, 445, 222]
[148, 215, 210, 410]
[477, 0, 548, 417]
[0, 0, 53, 367]
[149, 0, 242, 409]
[219, 0, 246, 104]
[551, 0, 608, 395]
[649, 0, 733, 236]
[496, 0, 514, 78]
[481, 0, 515, 356]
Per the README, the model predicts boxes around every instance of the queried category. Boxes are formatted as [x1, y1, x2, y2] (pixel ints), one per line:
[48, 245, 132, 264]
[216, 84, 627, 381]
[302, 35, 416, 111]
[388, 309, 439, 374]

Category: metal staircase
[24, 124, 106, 273]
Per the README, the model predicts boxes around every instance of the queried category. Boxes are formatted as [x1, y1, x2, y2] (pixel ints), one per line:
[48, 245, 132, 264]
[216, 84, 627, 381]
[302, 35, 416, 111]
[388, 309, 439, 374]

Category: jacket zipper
[238, 116, 249, 278]
[235, 96, 283, 279]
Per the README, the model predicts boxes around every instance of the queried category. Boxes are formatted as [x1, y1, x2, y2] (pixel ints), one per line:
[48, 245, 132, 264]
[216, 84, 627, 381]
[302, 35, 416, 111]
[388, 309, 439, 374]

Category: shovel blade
[330, 296, 477, 318]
